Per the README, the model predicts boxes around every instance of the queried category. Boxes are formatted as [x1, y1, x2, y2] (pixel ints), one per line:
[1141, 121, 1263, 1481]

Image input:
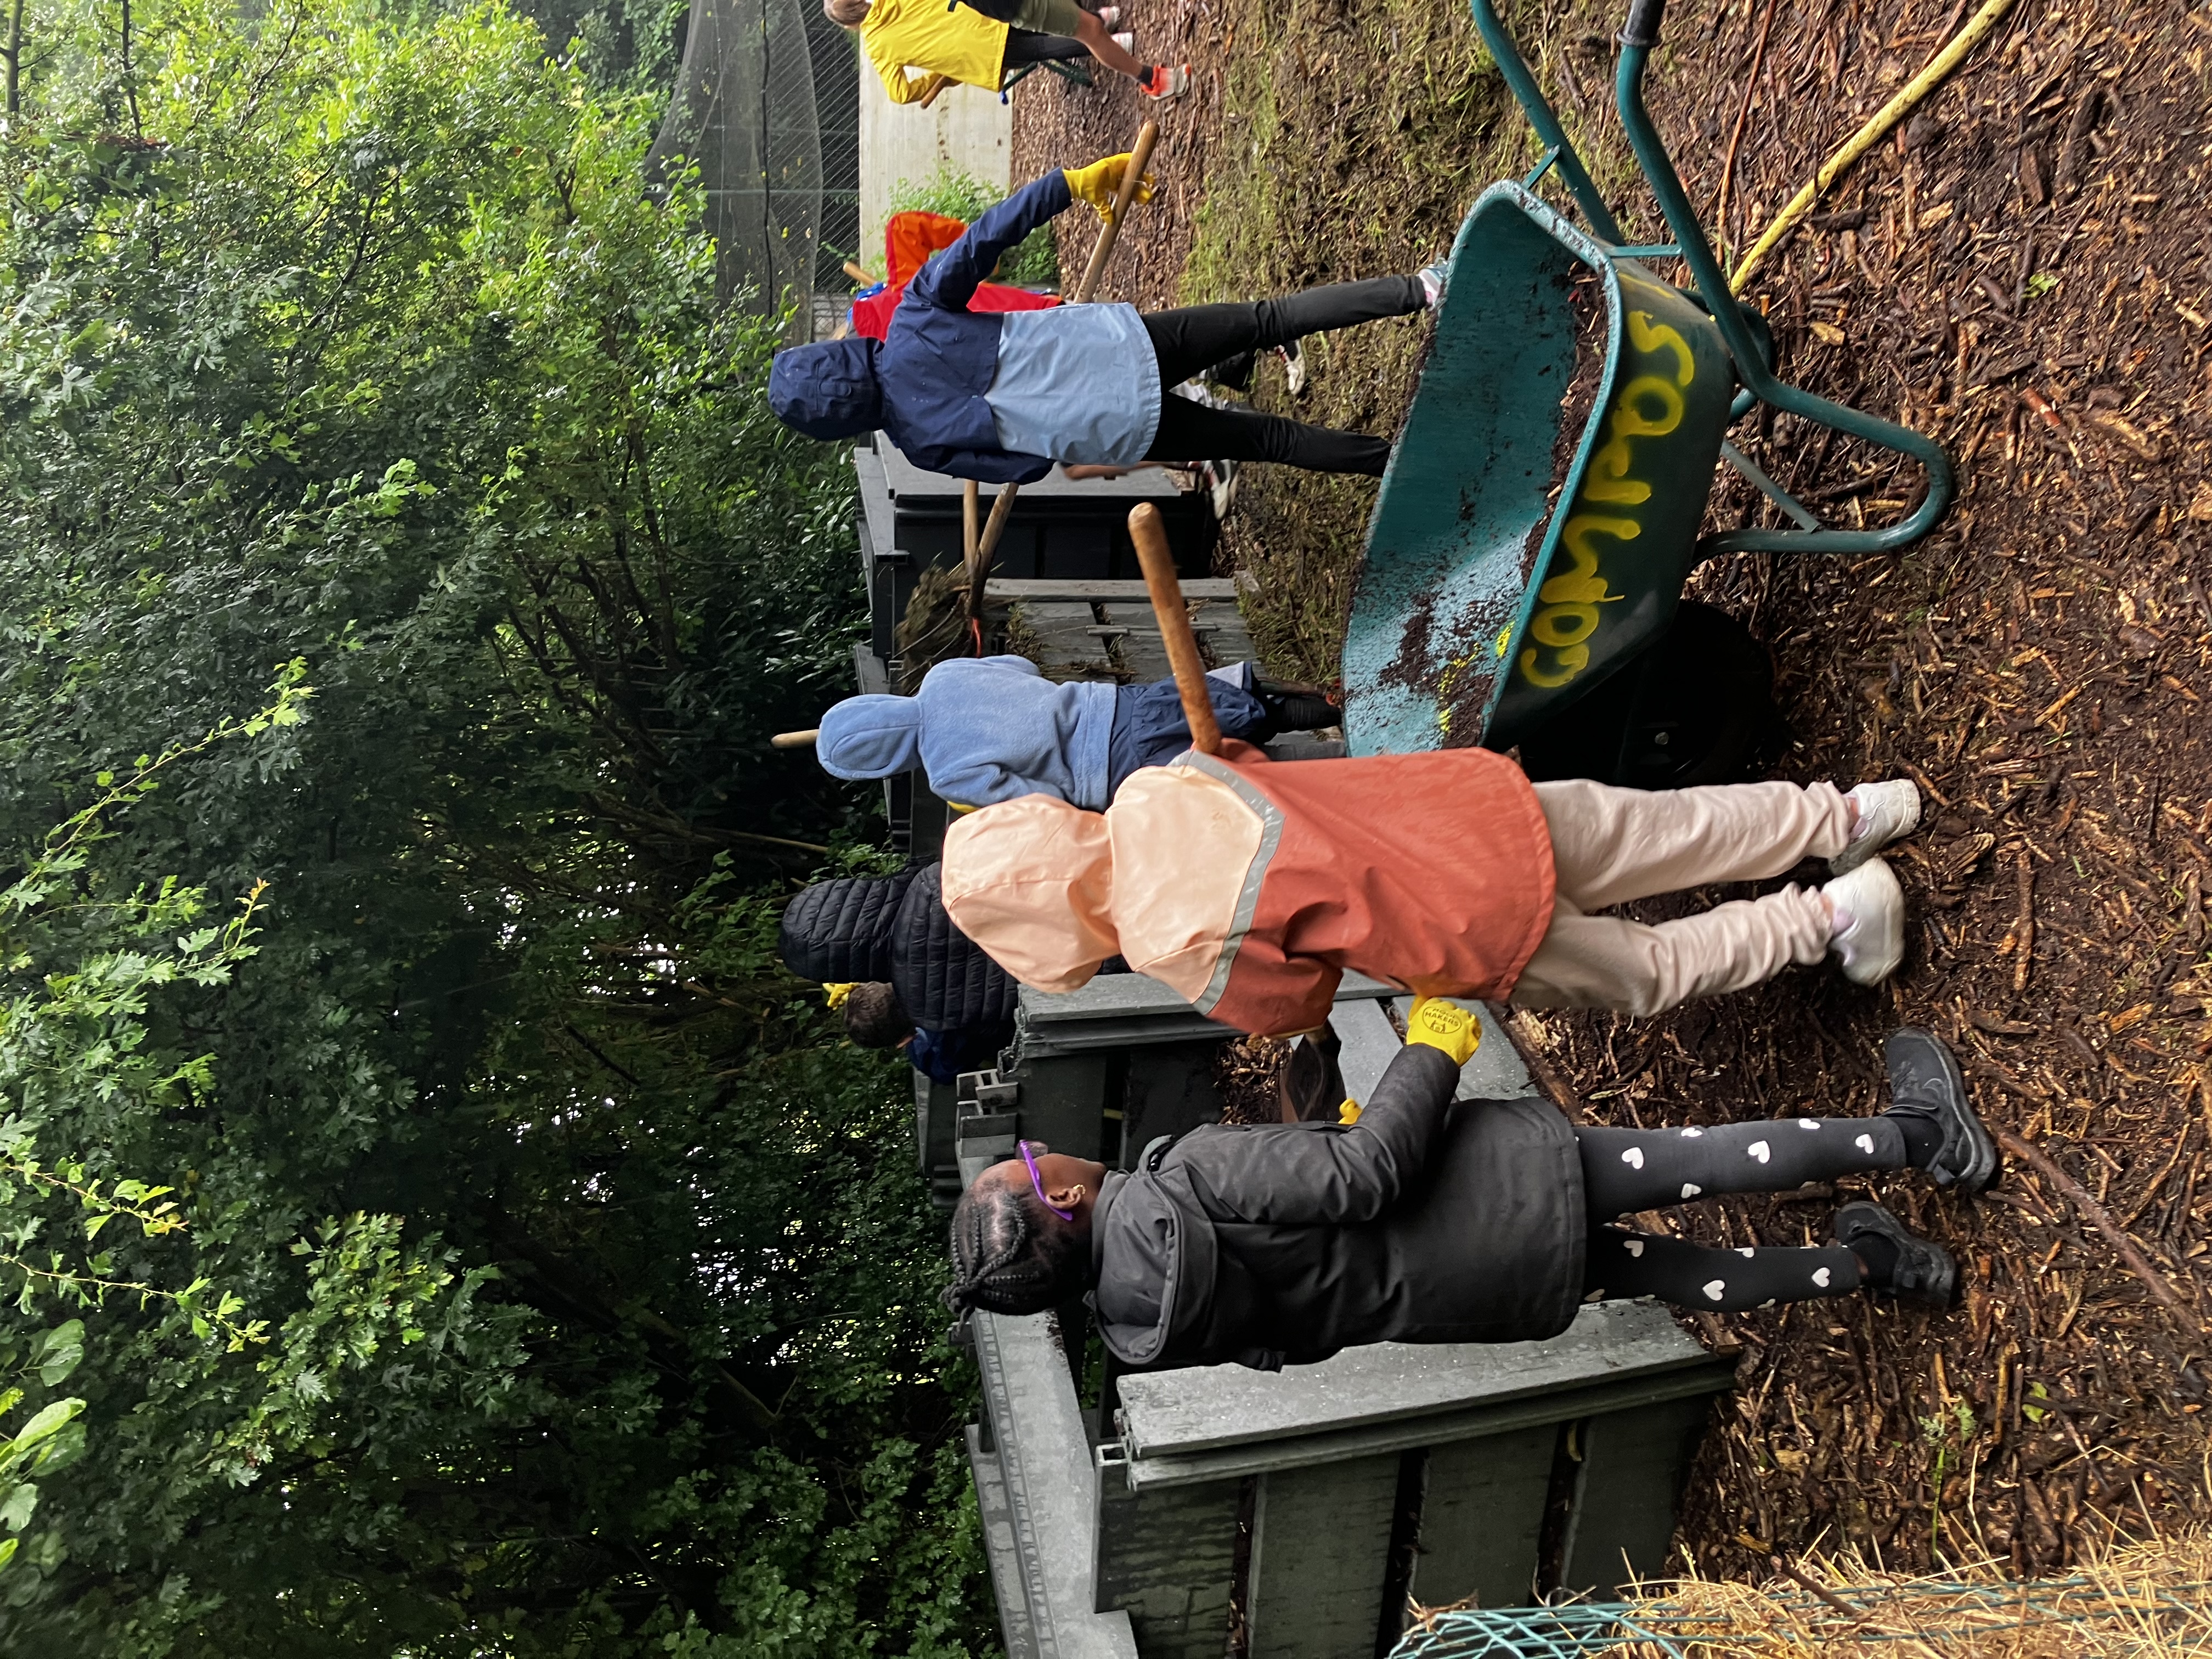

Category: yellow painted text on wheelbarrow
[1518, 310, 1697, 690]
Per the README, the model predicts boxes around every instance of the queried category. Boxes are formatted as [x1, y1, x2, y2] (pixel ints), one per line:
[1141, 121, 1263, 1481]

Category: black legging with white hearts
[1576, 1115, 1911, 1312]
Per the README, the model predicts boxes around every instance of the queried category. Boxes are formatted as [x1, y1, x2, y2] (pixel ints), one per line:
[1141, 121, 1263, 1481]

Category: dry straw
[1393, 1531, 2212, 1658]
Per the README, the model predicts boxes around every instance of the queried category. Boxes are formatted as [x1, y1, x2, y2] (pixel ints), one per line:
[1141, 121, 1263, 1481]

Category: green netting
[1389, 1576, 2212, 1657]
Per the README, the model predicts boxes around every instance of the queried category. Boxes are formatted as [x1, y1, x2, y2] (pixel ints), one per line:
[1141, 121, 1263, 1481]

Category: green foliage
[0, 1324, 89, 1578]
[889, 166, 1059, 288]
[0, 0, 991, 1652]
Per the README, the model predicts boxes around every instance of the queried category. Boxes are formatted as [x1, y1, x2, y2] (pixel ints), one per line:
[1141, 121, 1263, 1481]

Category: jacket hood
[777, 867, 917, 984]
[770, 338, 883, 439]
[940, 797, 1118, 993]
[817, 694, 922, 781]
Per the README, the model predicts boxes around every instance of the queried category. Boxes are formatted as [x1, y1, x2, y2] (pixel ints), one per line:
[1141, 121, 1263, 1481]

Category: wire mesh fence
[646, 0, 829, 330]
[803, 7, 859, 293]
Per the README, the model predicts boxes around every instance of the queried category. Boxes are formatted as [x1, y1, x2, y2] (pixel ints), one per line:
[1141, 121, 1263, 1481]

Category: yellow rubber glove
[1063, 154, 1155, 221]
[822, 982, 857, 1010]
[1404, 997, 1479, 1068]
[1337, 1099, 1362, 1126]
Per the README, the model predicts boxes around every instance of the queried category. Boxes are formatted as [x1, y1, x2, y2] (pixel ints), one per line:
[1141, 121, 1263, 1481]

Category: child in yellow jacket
[827, 0, 1187, 103]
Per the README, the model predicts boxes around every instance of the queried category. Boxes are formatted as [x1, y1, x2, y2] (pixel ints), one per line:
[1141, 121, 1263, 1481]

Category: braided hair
[945, 1173, 1088, 1317]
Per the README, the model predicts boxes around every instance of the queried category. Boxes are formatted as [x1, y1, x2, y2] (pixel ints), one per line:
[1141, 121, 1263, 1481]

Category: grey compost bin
[952, 983, 1736, 1659]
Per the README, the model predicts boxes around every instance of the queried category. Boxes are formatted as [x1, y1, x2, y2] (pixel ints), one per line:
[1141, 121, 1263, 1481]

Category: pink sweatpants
[1510, 780, 1851, 1018]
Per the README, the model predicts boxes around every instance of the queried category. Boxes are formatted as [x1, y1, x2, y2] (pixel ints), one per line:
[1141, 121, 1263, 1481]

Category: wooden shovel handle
[771, 728, 820, 749]
[1127, 503, 1220, 755]
[1071, 120, 1161, 305]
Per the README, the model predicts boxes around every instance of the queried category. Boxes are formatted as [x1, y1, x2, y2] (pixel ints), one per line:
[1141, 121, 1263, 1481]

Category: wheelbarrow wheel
[1515, 601, 1775, 791]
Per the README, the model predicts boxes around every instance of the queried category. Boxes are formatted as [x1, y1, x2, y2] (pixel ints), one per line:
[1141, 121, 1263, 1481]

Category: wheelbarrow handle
[1620, 0, 1666, 47]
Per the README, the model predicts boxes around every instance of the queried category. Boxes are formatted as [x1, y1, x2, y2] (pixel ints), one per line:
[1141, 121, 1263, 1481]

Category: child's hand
[1404, 997, 1479, 1067]
[1063, 154, 1156, 219]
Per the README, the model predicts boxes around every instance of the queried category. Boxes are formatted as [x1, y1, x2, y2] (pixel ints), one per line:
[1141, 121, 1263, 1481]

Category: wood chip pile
[1013, 0, 2212, 1581]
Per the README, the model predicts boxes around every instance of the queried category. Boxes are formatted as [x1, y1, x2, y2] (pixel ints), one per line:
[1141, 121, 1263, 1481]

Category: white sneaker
[1094, 4, 1121, 22]
[1202, 458, 1238, 519]
[1831, 778, 1921, 876]
[1418, 259, 1448, 310]
[1824, 857, 1905, 986]
[1279, 340, 1306, 395]
[1110, 30, 1135, 52]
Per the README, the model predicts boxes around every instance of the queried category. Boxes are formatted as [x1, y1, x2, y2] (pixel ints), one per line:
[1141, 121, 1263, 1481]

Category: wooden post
[770, 729, 820, 749]
[965, 123, 1163, 627]
[1127, 502, 1220, 755]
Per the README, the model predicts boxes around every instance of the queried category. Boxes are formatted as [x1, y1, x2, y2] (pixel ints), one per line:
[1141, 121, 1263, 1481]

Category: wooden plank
[1101, 624, 1176, 684]
[1009, 601, 1118, 680]
[1556, 1392, 1717, 1598]
[1092, 1471, 1240, 1659]
[1411, 1427, 1558, 1611]
[1245, 1453, 1400, 1659]
[1187, 598, 1254, 667]
[989, 578, 1239, 602]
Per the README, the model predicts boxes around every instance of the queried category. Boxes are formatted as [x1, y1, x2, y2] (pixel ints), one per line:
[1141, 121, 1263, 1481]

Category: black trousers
[1003, 31, 1088, 62]
[1575, 1115, 1910, 1313]
[1139, 277, 1425, 475]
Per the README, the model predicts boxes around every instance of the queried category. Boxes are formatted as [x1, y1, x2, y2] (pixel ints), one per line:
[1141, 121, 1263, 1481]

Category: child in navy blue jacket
[768, 156, 1443, 481]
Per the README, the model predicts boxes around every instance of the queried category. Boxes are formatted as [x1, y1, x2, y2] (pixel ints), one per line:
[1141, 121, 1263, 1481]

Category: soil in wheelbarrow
[1015, 0, 2212, 1590]
[1368, 269, 1607, 743]
[1539, 273, 1610, 528]
[1523, 267, 1610, 584]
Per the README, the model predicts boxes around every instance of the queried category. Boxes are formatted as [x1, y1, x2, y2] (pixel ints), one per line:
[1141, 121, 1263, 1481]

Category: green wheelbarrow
[1342, 0, 1953, 769]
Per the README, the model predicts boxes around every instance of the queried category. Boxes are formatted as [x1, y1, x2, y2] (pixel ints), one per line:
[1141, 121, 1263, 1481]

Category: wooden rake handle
[1127, 503, 1220, 755]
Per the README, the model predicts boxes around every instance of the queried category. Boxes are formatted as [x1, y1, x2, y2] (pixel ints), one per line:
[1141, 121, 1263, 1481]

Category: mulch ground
[1015, 0, 2212, 1584]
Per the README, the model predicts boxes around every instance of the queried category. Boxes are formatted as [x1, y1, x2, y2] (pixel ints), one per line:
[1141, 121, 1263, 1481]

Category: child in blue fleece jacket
[768, 156, 1445, 481]
[813, 656, 1339, 810]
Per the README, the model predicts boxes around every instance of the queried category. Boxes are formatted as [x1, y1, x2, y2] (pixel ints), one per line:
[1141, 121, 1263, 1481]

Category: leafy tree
[0, 1, 990, 1653]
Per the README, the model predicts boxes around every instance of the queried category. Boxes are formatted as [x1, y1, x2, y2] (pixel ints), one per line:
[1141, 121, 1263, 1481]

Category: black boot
[1881, 1028, 1999, 1193]
[1254, 677, 1341, 734]
[1835, 1202, 1956, 1306]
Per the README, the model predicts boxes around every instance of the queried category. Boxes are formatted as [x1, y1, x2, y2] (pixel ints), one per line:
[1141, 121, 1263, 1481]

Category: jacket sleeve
[908, 171, 1073, 314]
[900, 441, 1056, 485]
[926, 658, 1057, 808]
[881, 67, 931, 104]
[1177, 1042, 1462, 1225]
[932, 757, 1060, 809]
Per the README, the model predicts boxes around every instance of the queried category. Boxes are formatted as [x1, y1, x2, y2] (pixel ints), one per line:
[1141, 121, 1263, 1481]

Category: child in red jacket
[939, 743, 1921, 1035]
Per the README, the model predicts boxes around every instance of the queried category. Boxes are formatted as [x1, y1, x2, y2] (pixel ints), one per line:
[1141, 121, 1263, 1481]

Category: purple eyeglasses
[1019, 1139, 1076, 1221]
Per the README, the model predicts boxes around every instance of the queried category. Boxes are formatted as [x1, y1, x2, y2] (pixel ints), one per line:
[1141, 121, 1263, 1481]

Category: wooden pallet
[985, 579, 1255, 683]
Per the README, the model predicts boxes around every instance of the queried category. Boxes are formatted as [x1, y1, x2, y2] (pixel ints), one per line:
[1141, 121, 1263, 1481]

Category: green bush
[889, 167, 1060, 288]
[0, 0, 994, 1652]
